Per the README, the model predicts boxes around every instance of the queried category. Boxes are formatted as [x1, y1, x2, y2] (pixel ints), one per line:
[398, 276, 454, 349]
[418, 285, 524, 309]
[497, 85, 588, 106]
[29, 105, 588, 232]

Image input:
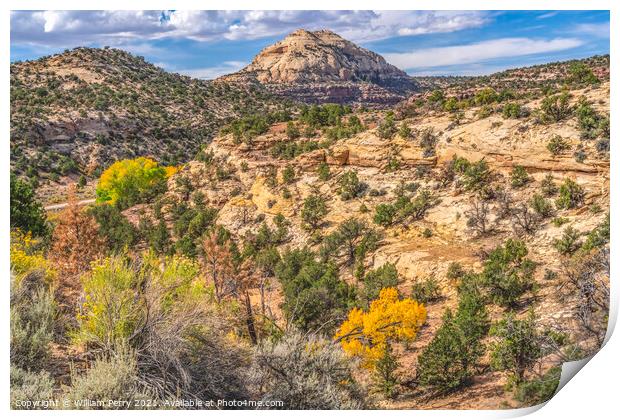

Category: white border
[2, 1, 617, 419]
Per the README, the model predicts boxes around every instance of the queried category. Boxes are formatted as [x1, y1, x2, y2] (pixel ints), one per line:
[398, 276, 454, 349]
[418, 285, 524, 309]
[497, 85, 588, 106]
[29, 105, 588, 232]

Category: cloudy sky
[10, 10, 610, 77]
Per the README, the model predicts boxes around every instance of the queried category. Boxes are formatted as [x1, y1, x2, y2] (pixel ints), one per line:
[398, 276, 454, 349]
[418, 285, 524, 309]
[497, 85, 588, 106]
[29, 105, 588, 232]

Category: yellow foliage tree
[334, 287, 427, 368]
[95, 157, 171, 207]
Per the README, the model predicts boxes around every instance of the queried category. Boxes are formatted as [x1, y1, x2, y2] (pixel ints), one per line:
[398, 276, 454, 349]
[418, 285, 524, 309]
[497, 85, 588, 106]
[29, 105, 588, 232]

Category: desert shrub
[73, 256, 147, 349]
[480, 239, 537, 308]
[373, 342, 400, 399]
[410, 275, 441, 304]
[510, 165, 530, 188]
[377, 112, 397, 139]
[596, 137, 610, 154]
[282, 164, 295, 184]
[568, 62, 599, 85]
[62, 348, 153, 409]
[561, 247, 609, 347]
[10, 366, 55, 409]
[540, 92, 573, 122]
[540, 173, 558, 196]
[582, 214, 610, 252]
[490, 311, 544, 383]
[573, 147, 587, 163]
[461, 159, 492, 191]
[417, 287, 488, 393]
[335, 288, 427, 367]
[576, 98, 607, 140]
[10, 173, 48, 237]
[446, 262, 465, 280]
[555, 178, 585, 210]
[419, 128, 438, 156]
[89, 204, 138, 253]
[317, 162, 331, 181]
[251, 332, 368, 409]
[373, 203, 396, 227]
[553, 226, 582, 255]
[530, 194, 554, 218]
[474, 87, 498, 105]
[513, 366, 561, 405]
[398, 122, 412, 139]
[74, 252, 251, 402]
[465, 198, 492, 236]
[286, 121, 300, 140]
[10, 231, 55, 285]
[373, 190, 438, 227]
[546, 135, 570, 156]
[96, 157, 169, 208]
[338, 170, 365, 200]
[319, 218, 381, 269]
[10, 270, 56, 372]
[359, 262, 400, 307]
[275, 248, 354, 332]
[301, 194, 327, 231]
[511, 204, 541, 236]
[502, 102, 528, 119]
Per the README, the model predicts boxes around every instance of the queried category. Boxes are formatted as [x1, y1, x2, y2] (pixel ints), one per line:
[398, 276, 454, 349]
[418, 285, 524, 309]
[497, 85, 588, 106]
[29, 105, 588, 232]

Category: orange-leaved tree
[334, 287, 427, 368]
[49, 186, 104, 277]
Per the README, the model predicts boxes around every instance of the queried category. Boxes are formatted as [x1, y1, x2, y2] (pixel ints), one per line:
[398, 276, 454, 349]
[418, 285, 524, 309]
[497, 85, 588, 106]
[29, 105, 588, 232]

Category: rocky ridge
[221, 29, 418, 106]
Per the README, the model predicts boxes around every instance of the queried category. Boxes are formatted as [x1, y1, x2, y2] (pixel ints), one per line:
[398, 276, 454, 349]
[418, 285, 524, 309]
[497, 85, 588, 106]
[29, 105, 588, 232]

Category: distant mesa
[219, 29, 419, 106]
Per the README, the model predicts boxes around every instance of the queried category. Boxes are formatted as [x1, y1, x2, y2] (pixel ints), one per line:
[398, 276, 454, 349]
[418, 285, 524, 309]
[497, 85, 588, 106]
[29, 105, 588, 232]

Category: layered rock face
[221, 29, 418, 106]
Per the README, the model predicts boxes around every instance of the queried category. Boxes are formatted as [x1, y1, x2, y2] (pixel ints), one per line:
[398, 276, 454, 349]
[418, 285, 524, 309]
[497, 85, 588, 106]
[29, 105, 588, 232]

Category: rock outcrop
[221, 29, 418, 106]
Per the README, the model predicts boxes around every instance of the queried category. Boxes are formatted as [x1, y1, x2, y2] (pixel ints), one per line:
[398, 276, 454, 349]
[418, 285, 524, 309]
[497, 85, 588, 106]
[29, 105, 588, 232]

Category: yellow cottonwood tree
[334, 287, 427, 367]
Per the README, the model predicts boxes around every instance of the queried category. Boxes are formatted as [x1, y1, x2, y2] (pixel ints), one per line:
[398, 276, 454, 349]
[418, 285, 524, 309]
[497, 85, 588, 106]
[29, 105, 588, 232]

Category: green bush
[338, 170, 365, 200]
[513, 366, 561, 405]
[568, 62, 599, 85]
[359, 262, 400, 307]
[410, 276, 442, 304]
[490, 311, 543, 382]
[301, 194, 328, 231]
[510, 165, 530, 188]
[275, 248, 355, 333]
[540, 92, 573, 122]
[502, 102, 528, 119]
[377, 112, 397, 139]
[553, 226, 582, 255]
[540, 173, 558, 196]
[546, 135, 570, 156]
[530, 194, 554, 218]
[480, 239, 537, 308]
[89, 204, 138, 253]
[282, 164, 295, 184]
[10, 174, 48, 237]
[555, 178, 585, 209]
[417, 287, 488, 393]
[317, 162, 331, 181]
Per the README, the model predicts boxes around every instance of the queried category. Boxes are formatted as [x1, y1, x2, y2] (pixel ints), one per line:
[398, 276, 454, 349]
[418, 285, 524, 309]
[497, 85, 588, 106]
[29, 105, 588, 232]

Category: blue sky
[10, 10, 610, 77]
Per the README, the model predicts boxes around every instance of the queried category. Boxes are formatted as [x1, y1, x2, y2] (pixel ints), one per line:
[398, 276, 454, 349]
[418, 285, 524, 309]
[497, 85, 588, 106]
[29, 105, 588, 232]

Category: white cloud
[173, 61, 247, 80]
[383, 37, 584, 70]
[537, 12, 559, 20]
[574, 22, 610, 38]
[10, 10, 491, 46]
